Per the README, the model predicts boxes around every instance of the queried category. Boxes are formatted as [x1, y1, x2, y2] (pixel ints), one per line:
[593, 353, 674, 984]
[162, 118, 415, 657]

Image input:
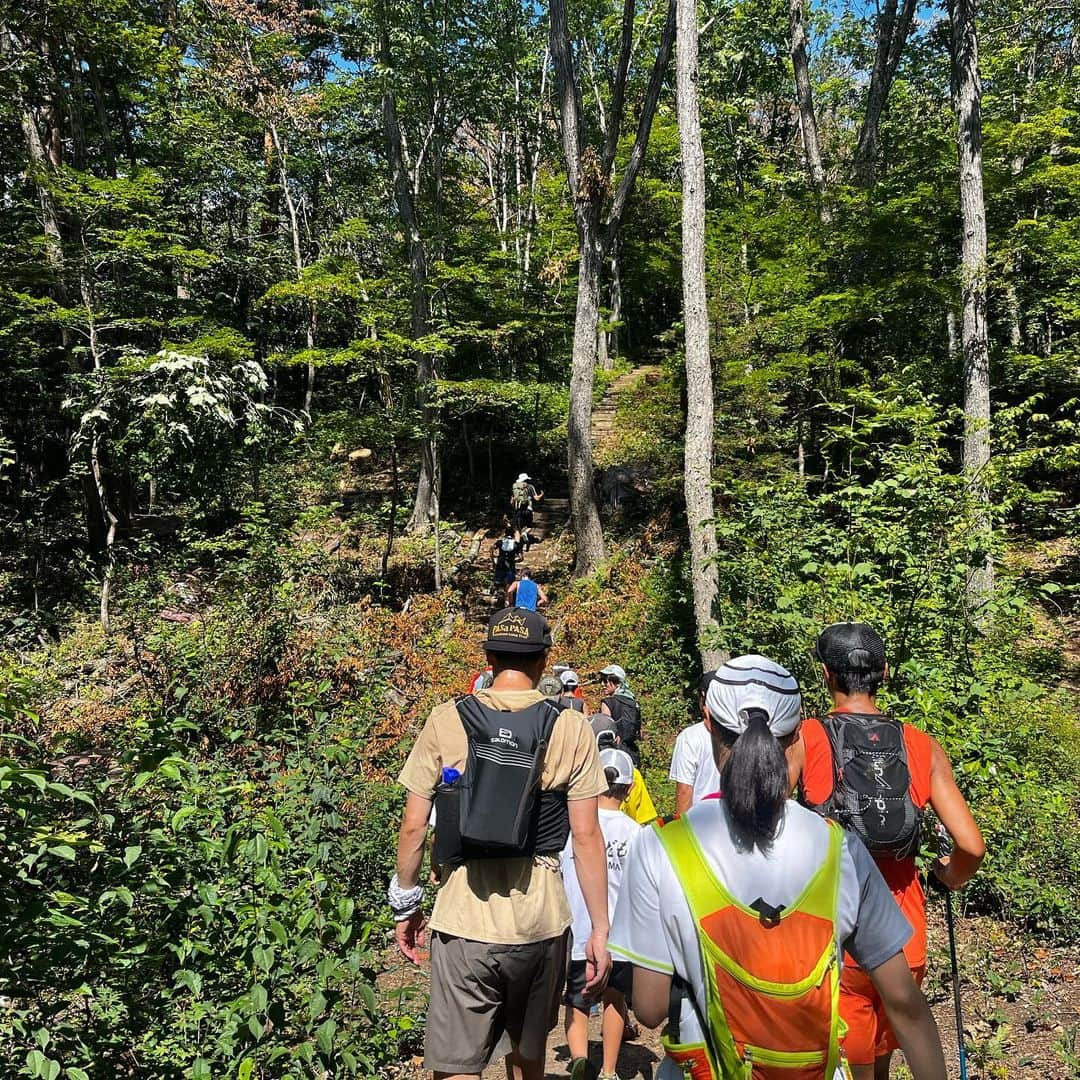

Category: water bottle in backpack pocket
[433, 696, 566, 865]
[815, 713, 922, 860]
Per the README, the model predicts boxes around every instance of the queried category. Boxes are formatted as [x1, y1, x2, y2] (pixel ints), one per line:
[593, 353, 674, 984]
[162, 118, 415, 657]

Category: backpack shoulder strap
[800, 716, 840, 810]
[901, 722, 933, 807]
[653, 814, 733, 921]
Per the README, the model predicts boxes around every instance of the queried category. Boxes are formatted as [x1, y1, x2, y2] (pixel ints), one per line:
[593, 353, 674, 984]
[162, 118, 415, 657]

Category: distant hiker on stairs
[492, 524, 523, 598]
[512, 473, 544, 549]
[508, 569, 547, 611]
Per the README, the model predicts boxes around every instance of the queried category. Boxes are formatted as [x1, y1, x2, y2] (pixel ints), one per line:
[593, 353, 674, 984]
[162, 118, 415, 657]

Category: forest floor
[376, 367, 1080, 1080]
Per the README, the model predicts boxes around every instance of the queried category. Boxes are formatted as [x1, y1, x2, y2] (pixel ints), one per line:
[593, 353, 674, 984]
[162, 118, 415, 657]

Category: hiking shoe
[598, 1072, 623, 1080]
[568, 1058, 598, 1080]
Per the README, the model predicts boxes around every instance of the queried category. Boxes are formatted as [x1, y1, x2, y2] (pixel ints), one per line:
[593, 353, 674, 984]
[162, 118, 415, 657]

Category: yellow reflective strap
[653, 815, 735, 922]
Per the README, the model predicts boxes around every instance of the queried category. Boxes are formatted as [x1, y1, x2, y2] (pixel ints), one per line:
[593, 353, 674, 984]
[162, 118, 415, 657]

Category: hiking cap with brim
[813, 622, 886, 673]
[485, 607, 552, 654]
[589, 715, 618, 747]
[705, 655, 802, 738]
[599, 747, 634, 785]
[599, 664, 627, 682]
[560, 670, 580, 688]
[517, 472, 530, 481]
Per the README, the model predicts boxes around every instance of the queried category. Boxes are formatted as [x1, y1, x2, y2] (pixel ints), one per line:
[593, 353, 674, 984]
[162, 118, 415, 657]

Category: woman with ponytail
[609, 656, 946, 1080]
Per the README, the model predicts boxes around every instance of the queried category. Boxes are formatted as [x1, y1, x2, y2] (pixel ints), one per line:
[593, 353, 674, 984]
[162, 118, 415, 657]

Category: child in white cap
[561, 747, 642, 1080]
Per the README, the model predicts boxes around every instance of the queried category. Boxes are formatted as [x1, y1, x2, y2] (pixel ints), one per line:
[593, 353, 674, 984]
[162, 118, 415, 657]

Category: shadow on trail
[546, 1038, 659, 1080]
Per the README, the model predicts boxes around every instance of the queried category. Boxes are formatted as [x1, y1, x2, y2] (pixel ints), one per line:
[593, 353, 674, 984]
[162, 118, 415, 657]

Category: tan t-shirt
[397, 688, 607, 945]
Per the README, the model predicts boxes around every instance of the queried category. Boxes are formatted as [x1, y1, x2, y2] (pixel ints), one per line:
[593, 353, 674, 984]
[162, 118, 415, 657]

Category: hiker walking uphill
[390, 607, 612, 1080]
[797, 622, 985, 1080]
[669, 671, 723, 812]
[590, 715, 657, 825]
[511, 473, 544, 547]
[507, 569, 547, 611]
[599, 664, 642, 766]
[561, 747, 642, 1080]
[492, 525, 523, 598]
[609, 655, 949, 1080]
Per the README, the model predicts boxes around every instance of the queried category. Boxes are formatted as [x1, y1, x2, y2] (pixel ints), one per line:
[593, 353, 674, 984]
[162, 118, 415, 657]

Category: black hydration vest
[432, 696, 569, 868]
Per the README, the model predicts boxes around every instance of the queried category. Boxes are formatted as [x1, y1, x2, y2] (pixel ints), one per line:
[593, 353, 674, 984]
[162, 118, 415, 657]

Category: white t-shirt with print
[609, 798, 912, 1080]
[668, 721, 722, 806]
[561, 807, 643, 961]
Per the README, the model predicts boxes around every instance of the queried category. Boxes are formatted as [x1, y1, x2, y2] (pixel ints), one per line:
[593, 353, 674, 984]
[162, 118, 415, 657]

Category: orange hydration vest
[654, 813, 850, 1079]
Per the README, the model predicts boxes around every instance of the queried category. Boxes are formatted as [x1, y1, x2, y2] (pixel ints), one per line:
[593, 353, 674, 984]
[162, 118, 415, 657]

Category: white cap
[599, 664, 627, 682]
[559, 669, 580, 688]
[599, 747, 634, 785]
[705, 655, 802, 738]
[517, 472, 530, 481]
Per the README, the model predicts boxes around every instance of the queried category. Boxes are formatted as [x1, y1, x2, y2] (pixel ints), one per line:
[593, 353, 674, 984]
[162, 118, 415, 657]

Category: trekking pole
[935, 823, 968, 1080]
[945, 888, 968, 1080]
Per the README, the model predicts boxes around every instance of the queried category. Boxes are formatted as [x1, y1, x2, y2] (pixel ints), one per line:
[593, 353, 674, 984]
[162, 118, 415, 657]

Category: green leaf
[174, 969, 202, 996]
[316, 1018, 337, 1056]
[66, 1069, 90, 1080]
[251, 983, 268, 1012]
[237, 1060, 255, 1080]
[47, 845, 77, 861]
[123, 845, 142, 869]
[192, 1058, 212, 1079]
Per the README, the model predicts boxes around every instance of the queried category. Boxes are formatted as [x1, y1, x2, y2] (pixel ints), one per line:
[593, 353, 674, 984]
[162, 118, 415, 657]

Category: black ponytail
[719, 708, 789, 849]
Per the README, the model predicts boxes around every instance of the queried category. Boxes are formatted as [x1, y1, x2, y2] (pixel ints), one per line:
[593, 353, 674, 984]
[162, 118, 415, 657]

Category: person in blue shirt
[507, 569, 548, 611]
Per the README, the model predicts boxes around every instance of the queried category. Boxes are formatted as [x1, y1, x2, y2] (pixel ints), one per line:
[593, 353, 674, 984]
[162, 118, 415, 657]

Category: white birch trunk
[677, 0, 725, 669]
[950, 0, 994, 616]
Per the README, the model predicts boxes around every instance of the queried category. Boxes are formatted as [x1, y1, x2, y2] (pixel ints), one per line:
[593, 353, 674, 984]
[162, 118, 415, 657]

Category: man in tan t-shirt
[391, 607, 611, 1080]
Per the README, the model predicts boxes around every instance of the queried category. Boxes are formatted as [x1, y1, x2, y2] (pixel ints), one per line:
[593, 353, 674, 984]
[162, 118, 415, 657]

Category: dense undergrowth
[1, 369, 1078, 1076]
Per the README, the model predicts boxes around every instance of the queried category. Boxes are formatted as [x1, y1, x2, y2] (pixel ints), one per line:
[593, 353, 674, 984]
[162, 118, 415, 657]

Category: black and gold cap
[484, 607, 553, 654]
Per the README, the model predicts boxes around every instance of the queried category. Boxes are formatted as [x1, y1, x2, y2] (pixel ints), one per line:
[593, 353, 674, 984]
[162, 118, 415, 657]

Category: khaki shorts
[424, 930, 569, 1073]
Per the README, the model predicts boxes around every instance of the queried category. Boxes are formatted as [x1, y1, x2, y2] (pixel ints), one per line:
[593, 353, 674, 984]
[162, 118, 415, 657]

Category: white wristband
[388, 873, 424, 921]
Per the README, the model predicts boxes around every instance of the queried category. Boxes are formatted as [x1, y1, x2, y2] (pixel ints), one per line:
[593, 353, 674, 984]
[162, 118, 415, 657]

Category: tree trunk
[567, 225, 607, 576]
[676, 0, 725, 670]
[381, 28, 438, 532]
[950, 0, 993, 617]
[549, 0, 675, 576]
[789, 0, 830, 221]
[609, 238, 622, 358]
[853, 0, 917, 185]
[268, 121, 317, 415]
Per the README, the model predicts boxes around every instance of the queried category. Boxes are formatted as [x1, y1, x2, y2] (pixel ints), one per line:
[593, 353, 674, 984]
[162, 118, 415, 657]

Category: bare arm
[631, 967, 671, 1029]
[674, 782, 693, 815]
[568, 795, 612, 995]
[868, 952, 947, 1080]
[394, 792, 432, 963]
[927, 737, 985, 890]
[537, 583, 549, 607]
[506, 580, 517, 604]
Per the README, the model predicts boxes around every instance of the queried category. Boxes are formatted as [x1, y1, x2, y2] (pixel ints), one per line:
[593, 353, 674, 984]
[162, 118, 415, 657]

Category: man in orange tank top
[796, 622, 985, 1080]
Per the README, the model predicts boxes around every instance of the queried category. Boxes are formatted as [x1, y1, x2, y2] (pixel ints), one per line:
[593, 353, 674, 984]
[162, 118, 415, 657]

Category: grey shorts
[424, 930, 569, 1073]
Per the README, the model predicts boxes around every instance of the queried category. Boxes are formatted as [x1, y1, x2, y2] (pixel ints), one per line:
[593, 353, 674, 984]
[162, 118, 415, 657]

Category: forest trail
[591, 365, 664, 452]
[453, 363, 663, 625]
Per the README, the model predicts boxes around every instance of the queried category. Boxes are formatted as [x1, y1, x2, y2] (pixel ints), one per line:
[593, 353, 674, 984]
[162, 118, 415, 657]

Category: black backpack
[433, 696, 565, 867]
[811, 713, 923, 860]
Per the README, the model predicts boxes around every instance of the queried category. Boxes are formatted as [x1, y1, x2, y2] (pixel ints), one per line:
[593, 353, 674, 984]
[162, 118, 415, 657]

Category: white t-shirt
[610, 799, 912, 1080]
[668, 721, 722, 805]
[561, 807, 643, 961]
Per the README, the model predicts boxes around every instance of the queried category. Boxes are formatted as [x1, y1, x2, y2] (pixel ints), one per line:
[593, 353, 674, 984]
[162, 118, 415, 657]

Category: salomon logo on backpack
[815, 713, 922, 859]
[432, 696, 568, 867]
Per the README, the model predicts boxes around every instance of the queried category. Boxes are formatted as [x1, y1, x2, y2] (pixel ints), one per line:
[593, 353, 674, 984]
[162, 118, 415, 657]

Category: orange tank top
[800, 715, 933, 967]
